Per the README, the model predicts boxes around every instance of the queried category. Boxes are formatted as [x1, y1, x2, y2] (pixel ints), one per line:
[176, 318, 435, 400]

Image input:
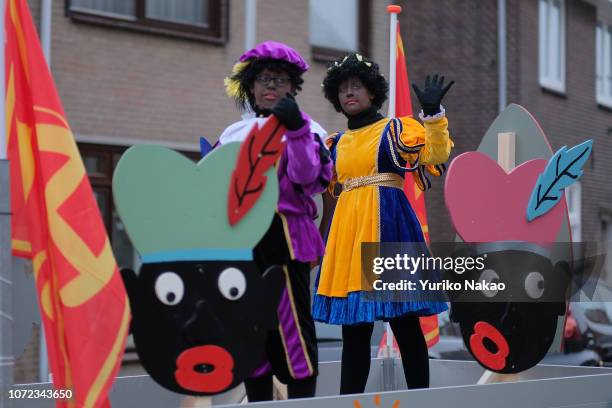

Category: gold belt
[342, 173, 404, 192]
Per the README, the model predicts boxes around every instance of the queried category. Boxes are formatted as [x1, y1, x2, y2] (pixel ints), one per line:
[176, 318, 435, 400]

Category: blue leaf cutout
[526, 139, 593, 222]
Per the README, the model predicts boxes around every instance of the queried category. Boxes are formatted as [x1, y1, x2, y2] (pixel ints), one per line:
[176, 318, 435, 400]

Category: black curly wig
[228, 58, 304, 111]
[322, 53, 388, 113]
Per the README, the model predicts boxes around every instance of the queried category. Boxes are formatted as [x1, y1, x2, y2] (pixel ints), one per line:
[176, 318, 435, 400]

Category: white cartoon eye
[480, 269, 500, 298]
[155, 272, 184, 306]
[218, 267, 247, 301]
[524, 272, 545, 299]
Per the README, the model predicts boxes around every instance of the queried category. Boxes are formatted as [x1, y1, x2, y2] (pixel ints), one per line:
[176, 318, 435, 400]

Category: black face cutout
[121, 261, 284, 395]
[449, 249, 570, 373]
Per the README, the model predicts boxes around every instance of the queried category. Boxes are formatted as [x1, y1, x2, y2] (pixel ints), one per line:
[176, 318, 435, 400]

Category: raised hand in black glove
[272, 93, 305, 131]
[412, 74, 454, 116]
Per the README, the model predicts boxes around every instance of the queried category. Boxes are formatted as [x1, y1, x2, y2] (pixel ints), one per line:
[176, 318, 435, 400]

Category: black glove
[412, 74, 454, 116]
[272, 93, 305, 131]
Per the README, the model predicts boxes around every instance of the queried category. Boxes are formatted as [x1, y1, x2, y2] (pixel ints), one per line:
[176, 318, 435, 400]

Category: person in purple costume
[217, 41, 332, 401]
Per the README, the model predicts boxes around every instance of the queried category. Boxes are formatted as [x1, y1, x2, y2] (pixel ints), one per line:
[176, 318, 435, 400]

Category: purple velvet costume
[218, 113, 330, 381]
[219, 41, 329, 387]
[218, 113, 331, 263]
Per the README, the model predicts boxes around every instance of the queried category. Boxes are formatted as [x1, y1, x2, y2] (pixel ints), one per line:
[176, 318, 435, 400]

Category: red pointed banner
[6, 0, 130, 406]
[395, 23, 440, 347]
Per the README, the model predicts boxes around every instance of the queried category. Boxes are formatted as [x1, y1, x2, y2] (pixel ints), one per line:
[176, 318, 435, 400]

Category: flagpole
[39, 0, 51, 383]
[387, 5, 401, 119]
[384, 5, 401, 357]
[40, 0, 52, 63]
[243, 0, 257, 116]
[244, 0, 257, 51]
[0, 0, 15, 405]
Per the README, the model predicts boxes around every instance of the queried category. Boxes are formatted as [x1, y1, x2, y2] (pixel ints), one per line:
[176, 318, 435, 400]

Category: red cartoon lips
[175, 345, 234, 393]
[469, 321, 510, 371]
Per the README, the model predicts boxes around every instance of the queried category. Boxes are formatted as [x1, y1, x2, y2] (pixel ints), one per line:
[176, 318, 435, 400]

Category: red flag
[6, 0, 130, 406]
[395, 27, 414, 118]
[395, 24, 440, 347]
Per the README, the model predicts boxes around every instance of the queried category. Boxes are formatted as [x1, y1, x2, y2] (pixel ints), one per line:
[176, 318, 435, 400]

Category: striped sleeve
[325, 132, 340, 197]
[393, 116, 452, 166]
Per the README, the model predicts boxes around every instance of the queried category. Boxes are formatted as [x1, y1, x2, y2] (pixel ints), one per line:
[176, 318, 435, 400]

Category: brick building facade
[399, 0, 612, 254]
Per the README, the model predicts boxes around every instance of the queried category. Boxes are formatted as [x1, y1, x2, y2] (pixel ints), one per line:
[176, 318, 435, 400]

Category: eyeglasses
[255, 75, 290, 87]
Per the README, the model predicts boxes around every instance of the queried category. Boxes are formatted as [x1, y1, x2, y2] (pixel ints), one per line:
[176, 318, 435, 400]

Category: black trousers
[340, 315, 429, 394]
[246, 214, 318, 401]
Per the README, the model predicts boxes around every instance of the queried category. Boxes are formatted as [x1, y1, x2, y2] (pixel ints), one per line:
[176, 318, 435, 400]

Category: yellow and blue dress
[313, 115, 452, 325]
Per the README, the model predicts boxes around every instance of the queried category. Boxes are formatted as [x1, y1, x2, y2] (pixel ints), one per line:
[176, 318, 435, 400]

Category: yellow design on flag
[6, 0, 130, 406]
[36, 122, 117, 307]
[413, 182, 422, 200]
[11, 238, 31, 252]
[16, 120, 34, 200]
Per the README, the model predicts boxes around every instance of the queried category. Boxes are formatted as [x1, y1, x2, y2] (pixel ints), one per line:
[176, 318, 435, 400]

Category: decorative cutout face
[449, 249, 570, 373]
[122, 261, 284, 395]
[443, 104, 582, 373]
[112, 132, 287, 395]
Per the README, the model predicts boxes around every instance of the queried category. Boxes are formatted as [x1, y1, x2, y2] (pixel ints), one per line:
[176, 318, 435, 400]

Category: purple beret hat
[239, 41, 309, 73]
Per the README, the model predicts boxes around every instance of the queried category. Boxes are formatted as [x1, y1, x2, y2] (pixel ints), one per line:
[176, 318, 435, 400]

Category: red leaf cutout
[228, 116, 286, 225]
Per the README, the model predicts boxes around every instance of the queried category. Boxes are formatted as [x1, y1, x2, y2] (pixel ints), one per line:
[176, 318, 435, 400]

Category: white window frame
[596, 22, 612, 108]
[539, 0, 566, 93]
[566, 182, 582, 242]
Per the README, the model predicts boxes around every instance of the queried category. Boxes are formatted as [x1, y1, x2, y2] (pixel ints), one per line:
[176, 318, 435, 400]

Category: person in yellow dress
[313, 53, 454, 394]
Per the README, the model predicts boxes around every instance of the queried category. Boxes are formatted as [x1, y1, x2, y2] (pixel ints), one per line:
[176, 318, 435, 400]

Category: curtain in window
[538, 0, 565, 91]
[547, 0, 562, 81]
[597, 23, 604, 98]
[596, 23, 612, 102]
[71, 0, 135, 16]
[146, 0, 208, 26]
[309, 0, 358, 52]
[607, 27, 612, 98]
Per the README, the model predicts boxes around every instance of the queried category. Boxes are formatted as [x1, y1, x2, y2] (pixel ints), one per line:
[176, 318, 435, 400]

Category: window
[309, 0, 370, 61]
[539, 0, 565, 93]
[79, 144, 137, 270]
[596, 22, 612, 108]
[566, 182, 581, 242]
[66, 0, 227, 43]
[78, 143, 199, 270]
